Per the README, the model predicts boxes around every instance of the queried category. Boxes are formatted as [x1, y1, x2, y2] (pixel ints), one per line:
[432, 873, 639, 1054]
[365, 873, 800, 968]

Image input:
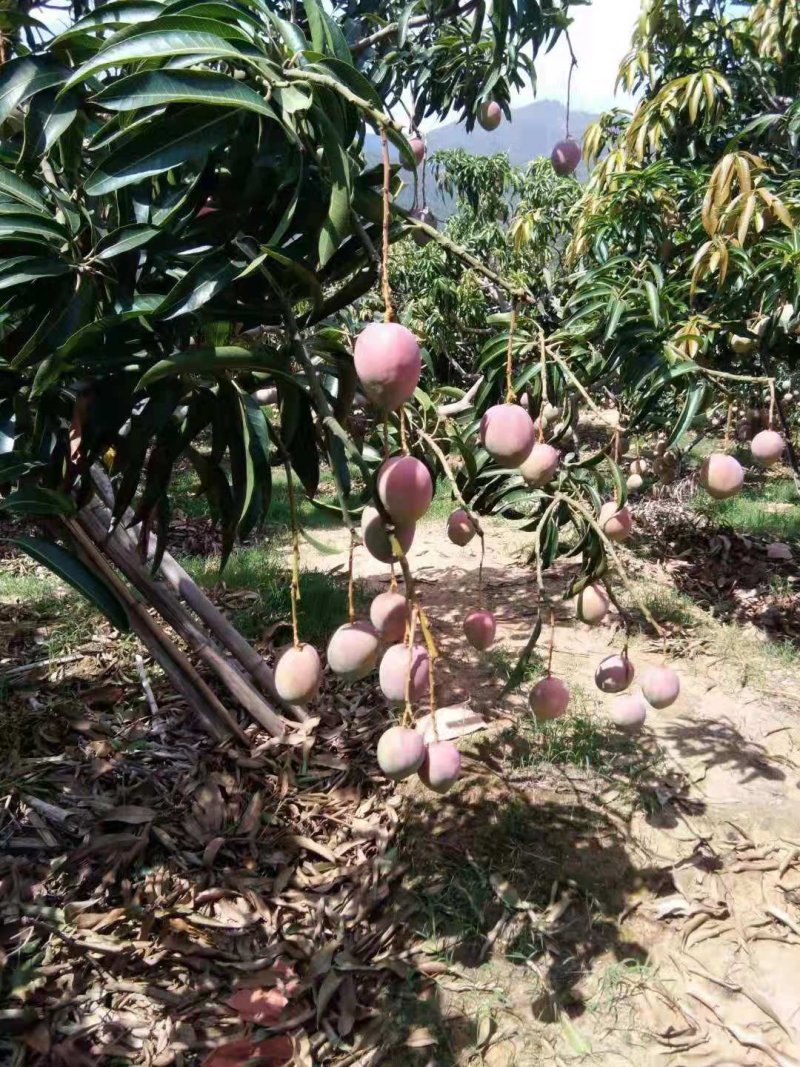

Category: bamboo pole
[78, 502, 288, 737]
[90, 467, 288, 708]
[61, 518, 245, 744]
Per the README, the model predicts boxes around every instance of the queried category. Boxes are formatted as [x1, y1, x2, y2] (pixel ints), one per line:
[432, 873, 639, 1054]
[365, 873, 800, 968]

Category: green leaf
[0, 453, 43, 482]
[666, 381, 707, 448]
[53, 1, 163, 43]
[218, 381, 255, 539]
[0, 486, 76, 516]
[94, 224, 161, 260]
[64, 26, 249, 91]
[279, 384, 320, 497]
[95, 69, 278, 120]
[315, 110, 353, 266]
[0, 212, 66, 243]
[604, 297, 626, 341]
[24, 89, 79, 157]
[0, 56, 66, 125]
[605, 454, 628, 508]
[137, 346, 282, 389]
[157, 254, 238, 320]
[85, 106, 241, 195]
[8, 536, 130, 633]
[303, 0, 351, 62]
[0, 165, 47, 212]
[0, 256, 72, 292]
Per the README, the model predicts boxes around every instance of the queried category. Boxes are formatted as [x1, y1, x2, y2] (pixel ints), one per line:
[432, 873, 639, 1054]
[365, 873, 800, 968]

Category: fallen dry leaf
[226, 987, 289, 1025]
[201, 1036, 293, 1067]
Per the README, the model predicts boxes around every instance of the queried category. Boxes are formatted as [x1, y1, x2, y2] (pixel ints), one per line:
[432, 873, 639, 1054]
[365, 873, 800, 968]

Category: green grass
[0, 569, 100, 656]
[695, 473, 800, 540]
[482, 646, 545, 689]
[183, 546, 365, 646]
[636, 586, 697, 628]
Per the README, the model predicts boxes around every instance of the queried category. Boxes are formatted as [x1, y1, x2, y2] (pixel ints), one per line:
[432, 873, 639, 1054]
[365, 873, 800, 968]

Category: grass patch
[636, 586, 697, 628]
[183, 546, 365, 646]
[694, 473, 800, 540]
[0, 568, 101, 656]
[482, 646, 545, 689]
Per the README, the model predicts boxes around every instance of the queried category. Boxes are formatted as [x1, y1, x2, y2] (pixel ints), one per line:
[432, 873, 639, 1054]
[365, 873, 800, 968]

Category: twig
[380, 127, 395, 323]
[557, 494, 664, 636]
[135, 654, 158, 717]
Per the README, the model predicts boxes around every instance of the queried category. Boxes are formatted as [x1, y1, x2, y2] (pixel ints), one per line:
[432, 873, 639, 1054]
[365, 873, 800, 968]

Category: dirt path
[300, 518, 800, 1065]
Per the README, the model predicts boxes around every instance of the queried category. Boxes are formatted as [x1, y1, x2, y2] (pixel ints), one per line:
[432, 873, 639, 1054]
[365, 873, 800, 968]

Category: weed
[483, 646, 545, 688]
[183, 546, 366, 646]
[695, 473, 800, 540]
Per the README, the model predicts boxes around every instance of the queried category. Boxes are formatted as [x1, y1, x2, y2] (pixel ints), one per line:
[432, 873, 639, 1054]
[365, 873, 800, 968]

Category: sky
[523, 0, 641, 113]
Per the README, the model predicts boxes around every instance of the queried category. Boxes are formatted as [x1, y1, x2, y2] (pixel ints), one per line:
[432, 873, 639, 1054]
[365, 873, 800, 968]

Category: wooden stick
[61, 518, 241, 743]
[78, 502, 287, 736]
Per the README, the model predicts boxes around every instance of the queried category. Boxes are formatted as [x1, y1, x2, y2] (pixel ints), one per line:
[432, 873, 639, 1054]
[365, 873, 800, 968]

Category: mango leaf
[95, 69, 277, 120]
[279, 384, 319, 497]
[156, 254, 239, 320]
[138, 346, 281, 390]
[85, 106, 241, 195]
[666, 380, 707, 448]
[0, 166, 47, 211]
[64, 23, 250, 88]
[303, 0, 351, 62]
[8, 536, 130, 633]
[605, 454, 628, 508]
[0, 56, 66, 125]
[94, 223, 161, 260]
[0, 486, 76, 516]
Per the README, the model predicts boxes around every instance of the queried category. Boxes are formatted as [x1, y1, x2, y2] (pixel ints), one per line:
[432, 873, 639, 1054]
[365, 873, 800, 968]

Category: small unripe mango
[463, 609, 496, 650]
[377, 726, 425, 781]
[369, 590, 408, 642]
[327, 622, 380, 681]
[274, 644, 322, 704]
[418, 740, 461, 793]
[447, 508, 477, 546]
[529, 675, 570, 721]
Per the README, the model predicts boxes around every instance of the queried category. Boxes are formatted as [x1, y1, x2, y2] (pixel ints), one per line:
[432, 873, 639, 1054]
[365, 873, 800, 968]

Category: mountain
[366, 99, 598, 218]
[424, 98, 597, 166]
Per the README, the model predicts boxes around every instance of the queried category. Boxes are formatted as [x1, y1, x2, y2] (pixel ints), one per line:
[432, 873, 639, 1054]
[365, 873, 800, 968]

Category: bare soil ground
[304, 515, 800, 1066]
[3, 504, 800, 1064]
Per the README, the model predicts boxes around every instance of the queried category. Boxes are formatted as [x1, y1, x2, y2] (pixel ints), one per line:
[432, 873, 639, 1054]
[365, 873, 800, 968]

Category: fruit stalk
[505, 299, 519, 403]
[380, 127, 395, 323]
